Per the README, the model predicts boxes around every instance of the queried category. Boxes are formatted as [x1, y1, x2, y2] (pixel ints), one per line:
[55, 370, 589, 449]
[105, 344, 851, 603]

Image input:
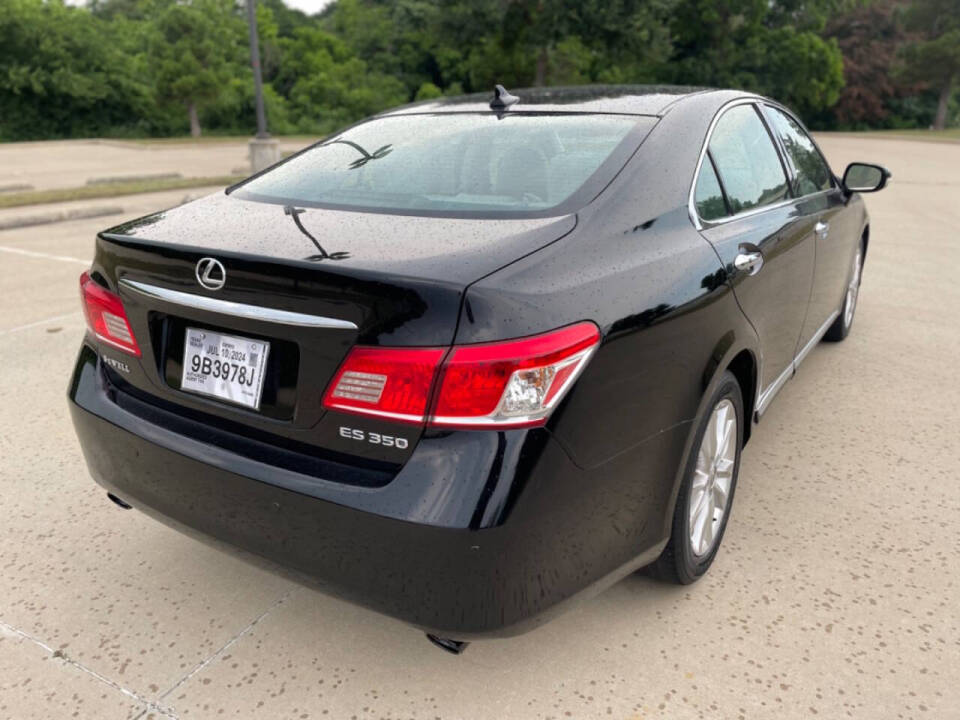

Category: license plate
[181, 328, 270, 410]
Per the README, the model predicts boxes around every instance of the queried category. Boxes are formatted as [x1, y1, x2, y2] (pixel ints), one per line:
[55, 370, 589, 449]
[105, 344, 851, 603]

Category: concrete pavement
[0, 135, 957, 719]
[0, 138, 313, 192]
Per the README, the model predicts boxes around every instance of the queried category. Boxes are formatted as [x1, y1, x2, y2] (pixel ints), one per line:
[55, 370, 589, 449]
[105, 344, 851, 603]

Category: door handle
[815, 220, 829, 239]
[734, 250, 764, 276]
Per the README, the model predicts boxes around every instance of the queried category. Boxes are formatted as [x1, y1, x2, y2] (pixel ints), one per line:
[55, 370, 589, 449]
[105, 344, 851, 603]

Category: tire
[823, 239, 864, 342]
[652, 371, 743, 585]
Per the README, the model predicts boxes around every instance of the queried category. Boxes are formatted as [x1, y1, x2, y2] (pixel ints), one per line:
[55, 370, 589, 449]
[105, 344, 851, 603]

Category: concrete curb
[0, 183, 35, 194]
[0, 205, 124, 231]
[86, 172, 182, 186]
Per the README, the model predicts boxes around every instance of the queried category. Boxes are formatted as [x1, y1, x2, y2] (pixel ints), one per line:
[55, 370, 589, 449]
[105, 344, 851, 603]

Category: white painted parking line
[0, 311, 83, 336]
[0, 245, 89, 265]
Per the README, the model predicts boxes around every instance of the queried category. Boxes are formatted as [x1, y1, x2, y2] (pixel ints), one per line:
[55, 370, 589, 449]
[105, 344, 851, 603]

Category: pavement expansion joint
[154, 588, 298, 709]
[0, 618, 178, 719]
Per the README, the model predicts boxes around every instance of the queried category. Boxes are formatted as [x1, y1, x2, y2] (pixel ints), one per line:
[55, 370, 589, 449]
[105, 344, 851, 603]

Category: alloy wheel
[688, 398, 737, 558]
[844, 246, 862, 328]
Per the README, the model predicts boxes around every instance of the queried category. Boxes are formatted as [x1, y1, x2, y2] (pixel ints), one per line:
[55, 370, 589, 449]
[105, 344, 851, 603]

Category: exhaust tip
[107, 492, 132, 510]
[426, 634, 469, 655]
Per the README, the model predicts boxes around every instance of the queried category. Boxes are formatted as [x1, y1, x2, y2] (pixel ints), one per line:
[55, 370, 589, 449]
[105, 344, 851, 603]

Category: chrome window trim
[754, 309, 839, 418]
[758, 102, 837, 198]
[688, 97, 820, 230]
[689, 97, 765, 230]
[694, 195, 796, 229]
[119, 279, 359, 330]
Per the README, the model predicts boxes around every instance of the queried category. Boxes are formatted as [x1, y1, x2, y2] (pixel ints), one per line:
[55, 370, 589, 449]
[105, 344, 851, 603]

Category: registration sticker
[180, 327, 270, 410]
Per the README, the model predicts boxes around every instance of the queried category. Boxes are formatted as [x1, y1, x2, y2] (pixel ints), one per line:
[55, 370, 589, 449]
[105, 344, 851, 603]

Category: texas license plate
[181, 328, 270, 410]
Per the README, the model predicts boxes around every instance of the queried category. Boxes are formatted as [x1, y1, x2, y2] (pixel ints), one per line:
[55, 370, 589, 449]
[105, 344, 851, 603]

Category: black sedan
[68, 85, 889, 652]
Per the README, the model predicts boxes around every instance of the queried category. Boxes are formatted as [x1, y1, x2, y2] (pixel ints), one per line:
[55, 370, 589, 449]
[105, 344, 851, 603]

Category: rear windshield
[232, 113, 654, 218]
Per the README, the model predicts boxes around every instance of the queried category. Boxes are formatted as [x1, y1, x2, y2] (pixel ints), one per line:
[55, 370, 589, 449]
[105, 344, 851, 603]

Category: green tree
[0, 0, 151, 139]
[318, 0, 673, 98]
[898, 0, 960, 129]
[667, 0, 844, 117]
[274, 26, 407, 131]
[0, 0, 153, 140]
[259, 0, 312, 36]
[414, 81, 444, 100]
[755, 27, 844, 117]
[321, 0, 449, 95]
[495, 0, 674, 87]
[201, 75, 296, 134]
[87, 0, 161, 21]
[820, 0, 922, 129]
[765, 0, 856, 33]
[6, 0, 950, 140]
[147, 0, 246, 136]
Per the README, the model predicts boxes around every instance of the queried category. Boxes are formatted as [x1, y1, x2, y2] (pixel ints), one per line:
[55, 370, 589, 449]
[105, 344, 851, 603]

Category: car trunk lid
[86, 195, 575, 473]
[104, 191, 576, 285]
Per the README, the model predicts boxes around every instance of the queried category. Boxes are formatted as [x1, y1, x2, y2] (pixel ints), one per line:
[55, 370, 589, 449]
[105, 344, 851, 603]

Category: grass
[0, 175, 244, 209]
[111, 134, 321, 146]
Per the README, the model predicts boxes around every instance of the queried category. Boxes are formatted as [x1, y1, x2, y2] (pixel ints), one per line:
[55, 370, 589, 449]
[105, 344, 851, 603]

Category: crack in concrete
[0, 619, 178, 719]
[152, 588, 297, 713]
[0, 588, 295, 720]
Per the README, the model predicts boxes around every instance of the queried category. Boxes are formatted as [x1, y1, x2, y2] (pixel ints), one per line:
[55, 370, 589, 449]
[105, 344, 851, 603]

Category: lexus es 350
[68, 85, 889, 652]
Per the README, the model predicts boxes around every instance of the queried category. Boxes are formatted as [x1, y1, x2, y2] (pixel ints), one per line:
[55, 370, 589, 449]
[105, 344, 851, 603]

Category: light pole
[246, 0, 279, 172]
[246, 0, 268, 139]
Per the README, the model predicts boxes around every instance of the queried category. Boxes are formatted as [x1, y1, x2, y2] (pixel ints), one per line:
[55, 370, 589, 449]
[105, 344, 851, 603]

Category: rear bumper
[68, 343, 684, 637]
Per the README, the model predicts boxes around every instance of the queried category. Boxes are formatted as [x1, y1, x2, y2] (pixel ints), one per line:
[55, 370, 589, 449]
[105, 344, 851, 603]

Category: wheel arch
[697, 321, 760, 441]
[724, 349, 757, 447]
[654, 337, 757, 575]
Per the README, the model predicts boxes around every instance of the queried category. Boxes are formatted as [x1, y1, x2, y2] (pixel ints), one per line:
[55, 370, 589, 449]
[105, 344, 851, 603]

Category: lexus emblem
[195, 257, 226, 291]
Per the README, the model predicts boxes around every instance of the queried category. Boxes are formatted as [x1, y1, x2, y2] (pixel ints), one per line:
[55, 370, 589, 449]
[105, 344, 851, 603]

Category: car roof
[381, 85, 741, 118]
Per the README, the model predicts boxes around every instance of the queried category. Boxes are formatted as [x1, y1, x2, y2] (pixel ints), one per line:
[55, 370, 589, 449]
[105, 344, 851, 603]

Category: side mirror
[842, 163, 891, 194]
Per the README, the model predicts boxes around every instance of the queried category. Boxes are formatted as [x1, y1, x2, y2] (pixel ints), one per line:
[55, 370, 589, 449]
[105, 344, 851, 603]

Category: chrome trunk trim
[119, 279, 359, 330]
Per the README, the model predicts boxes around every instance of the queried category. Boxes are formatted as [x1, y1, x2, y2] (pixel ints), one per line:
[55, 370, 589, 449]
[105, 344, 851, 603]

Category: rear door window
[707, 105, 790, 216]
[764, 106, 833, 196]
[694, 155, 729, 221]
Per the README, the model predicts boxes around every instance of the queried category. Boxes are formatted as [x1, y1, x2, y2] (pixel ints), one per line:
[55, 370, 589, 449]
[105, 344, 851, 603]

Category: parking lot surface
[0, 138, 310, 191]
[0, 135, 957, 719]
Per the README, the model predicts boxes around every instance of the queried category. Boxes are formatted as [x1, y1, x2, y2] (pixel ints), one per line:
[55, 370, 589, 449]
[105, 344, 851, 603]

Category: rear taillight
[322, 347, 446, 424]
[430, 322, 600, 429]
[79, 272, 141, 357]
[321, 322, 600, 429]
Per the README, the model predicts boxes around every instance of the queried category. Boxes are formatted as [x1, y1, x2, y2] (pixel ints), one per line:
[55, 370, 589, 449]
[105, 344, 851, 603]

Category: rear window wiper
[322, 140, 393, 169]
[283, 206, 350, 261]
